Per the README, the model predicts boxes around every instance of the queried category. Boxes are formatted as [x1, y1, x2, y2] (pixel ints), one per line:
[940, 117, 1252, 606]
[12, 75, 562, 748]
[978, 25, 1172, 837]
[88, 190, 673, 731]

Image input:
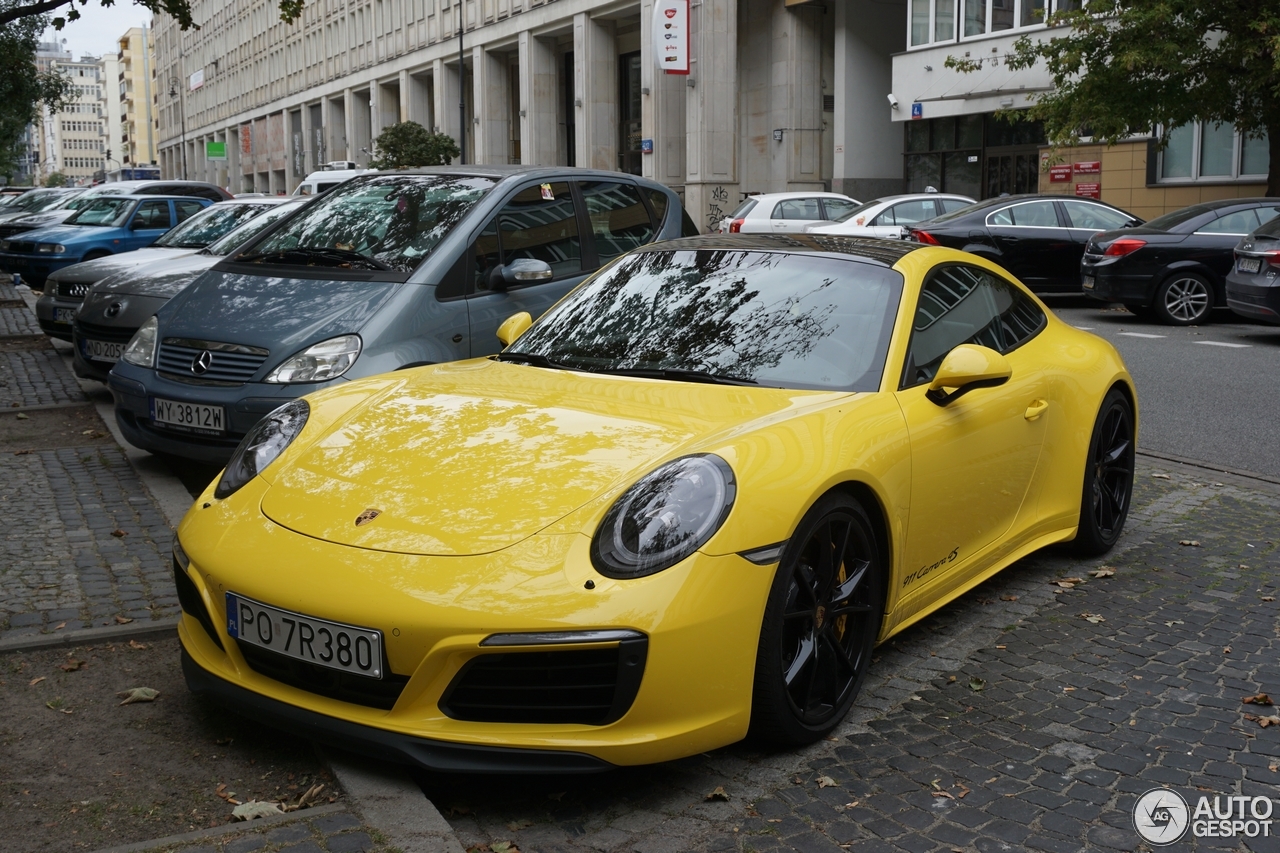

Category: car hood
[92, 254, 221, 298]
[159, 269, 400, 351]
[49, 247, 197, 284]
[2, 210, 74, 230]
[260, 359, 840, 557]
[16, 224, 111, 246]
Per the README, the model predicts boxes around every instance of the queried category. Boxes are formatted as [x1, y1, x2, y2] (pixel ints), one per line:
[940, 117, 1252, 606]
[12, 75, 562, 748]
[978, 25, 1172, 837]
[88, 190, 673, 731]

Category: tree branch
[0, 0, 75, 28]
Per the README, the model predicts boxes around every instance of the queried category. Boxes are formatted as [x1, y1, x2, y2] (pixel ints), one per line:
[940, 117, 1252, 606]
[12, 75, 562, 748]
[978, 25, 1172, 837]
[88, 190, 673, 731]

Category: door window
[1197, 209, 1261, 235]
[939, 198, 971, 214]
[472, 182, 581, 292]
[821, 198, 860, 220]
[174, 200, 206, 222]
[772, 198, 822, 220]
[986, 200, 1058, 228]
[579, 181, 655, 264]
[133, 200, 172, 229]
[1060, 201, 1132, 231]
[902, 265, 1046, 388]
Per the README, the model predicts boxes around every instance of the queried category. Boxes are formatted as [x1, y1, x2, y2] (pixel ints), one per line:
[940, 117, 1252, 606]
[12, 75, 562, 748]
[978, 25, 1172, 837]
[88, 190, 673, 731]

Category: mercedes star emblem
[355, 508, 382, 527]
[191, 350, 214, 375]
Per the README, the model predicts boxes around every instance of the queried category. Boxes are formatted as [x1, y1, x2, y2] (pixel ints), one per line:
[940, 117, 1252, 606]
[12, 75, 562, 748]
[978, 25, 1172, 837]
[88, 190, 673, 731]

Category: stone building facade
[152, 0, 907, 228]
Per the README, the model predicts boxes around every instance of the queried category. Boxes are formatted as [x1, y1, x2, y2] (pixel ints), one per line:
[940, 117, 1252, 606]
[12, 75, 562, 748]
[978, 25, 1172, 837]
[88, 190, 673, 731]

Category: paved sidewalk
[94, 806, 391, 853]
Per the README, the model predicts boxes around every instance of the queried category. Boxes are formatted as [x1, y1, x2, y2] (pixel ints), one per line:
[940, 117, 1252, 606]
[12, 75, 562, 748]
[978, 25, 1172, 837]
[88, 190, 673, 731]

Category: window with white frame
[1158, 123, 1269, 183]
[909, 0, 1080, 47]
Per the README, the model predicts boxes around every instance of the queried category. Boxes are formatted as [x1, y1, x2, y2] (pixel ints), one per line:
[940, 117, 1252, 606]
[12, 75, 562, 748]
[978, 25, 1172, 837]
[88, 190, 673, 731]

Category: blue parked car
[109, 166, 695, 463]
[0, 195, 213, 288]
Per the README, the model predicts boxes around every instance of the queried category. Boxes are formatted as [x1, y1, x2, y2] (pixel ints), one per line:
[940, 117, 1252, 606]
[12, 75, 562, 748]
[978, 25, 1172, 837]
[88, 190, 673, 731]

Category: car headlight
[0, 241, 9, 251]
[122, 316, 158, 368]
[38, 243, 66, 254]
[265, 335, 361, 384]
[590, 454, 737, 579]
[215, 399, 310, 499]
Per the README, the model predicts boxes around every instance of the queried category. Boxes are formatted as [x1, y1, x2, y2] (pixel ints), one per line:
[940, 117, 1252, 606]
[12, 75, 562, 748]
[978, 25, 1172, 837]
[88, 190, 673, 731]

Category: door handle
[1024, 399, 1049, 421]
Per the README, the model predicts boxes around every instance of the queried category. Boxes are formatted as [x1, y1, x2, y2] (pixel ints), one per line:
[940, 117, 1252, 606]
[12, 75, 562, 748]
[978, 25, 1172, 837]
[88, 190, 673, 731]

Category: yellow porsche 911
[175, 235, 1136, 772]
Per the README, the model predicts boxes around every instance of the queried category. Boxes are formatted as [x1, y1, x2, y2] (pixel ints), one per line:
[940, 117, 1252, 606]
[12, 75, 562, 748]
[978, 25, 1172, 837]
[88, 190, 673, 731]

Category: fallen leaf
[117, 687, 160, 705]
[128, 640, 148, 650]
[931, 791, 955, 799]
[1179, 540, 1200, 547]
[705, 786, 730, 801]
[447, 804, 472, 817]
[53, 622, 66, 631]
[968, 677, 985, 692]
[816, 776, 838, 789]
[1269, 763, 1279, 773]
[1091, 567, 1116, 579]
[15, 412, 29, 420]
[1257, 716, 1280, 729]
[489, 843, 518, 853]
[114, 615, 133, 624]
[1263, 596, 1276, 602]
[1244, 694, 1275, 707]
[955, 784, 971, 799]
[1080, 613, 1106, 624]
[29, 676, 45, 686]
[1151, 473, 1171, 479]
[58, 659, 85, 672]
[214, 737, 234, 746]
[110, 529, 128, 538]
[1000, 594, 1019, 601]
[1063, 687, 1076, 692]
[546, 791, 565, 802]
[842, 800, 861, 810]
[506, 819, 534, 831]
[947, 675, 957, 683]
[232, 801, 283, 821]
[995, 645, 1006, 650]
[1224, 647, 1232, 655]
[930, 779, 942, 790]
[1164, 620, 1184, 627]
[985, 777, 998, 784]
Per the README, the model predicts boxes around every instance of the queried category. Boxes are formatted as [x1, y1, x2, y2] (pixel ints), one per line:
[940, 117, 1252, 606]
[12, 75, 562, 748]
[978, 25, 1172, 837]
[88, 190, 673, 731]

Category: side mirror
[129, 218, 148, 230]
[496, 311, 533, 347]
[926, 344, 1012, 405]
[503, 258, 553, 286]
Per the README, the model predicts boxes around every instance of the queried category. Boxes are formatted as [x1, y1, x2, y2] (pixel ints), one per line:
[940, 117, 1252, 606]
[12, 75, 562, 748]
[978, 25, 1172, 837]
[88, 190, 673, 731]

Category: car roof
[744, 191, 855, 201]
[873, 193, 973, 203]
[1177, 197, 1280, 214]
[361, 166, 673, 188]
[635, 234, 919, 266]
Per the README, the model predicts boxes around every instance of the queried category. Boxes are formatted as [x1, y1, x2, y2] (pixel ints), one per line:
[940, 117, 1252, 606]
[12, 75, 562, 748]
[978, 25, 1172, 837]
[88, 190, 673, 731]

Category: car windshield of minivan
[504, 249, 902, 392]
[238, 174, 498, 273]
[203, 203, 302, 256]
[154, 203, 265, 249]
[64, 197, 137, 227]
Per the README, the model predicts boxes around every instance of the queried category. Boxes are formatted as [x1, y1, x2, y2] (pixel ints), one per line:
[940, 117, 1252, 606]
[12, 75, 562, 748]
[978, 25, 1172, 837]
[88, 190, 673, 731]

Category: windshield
[155, 203, 267, 249]
[205, 202, 303, 255]
[65, 197, 136, 227]
[1142, 206, 1210, 232]
[66, 186, 131, 211]
[8, 190, 71, 213]
[241, 174, 497, 273]
[508, 249, 903, 392]
[832, 199, 883, 223]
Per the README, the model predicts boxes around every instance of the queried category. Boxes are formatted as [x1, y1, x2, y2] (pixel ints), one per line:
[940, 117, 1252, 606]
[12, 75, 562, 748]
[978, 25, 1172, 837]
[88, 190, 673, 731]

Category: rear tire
[1153, 273, 1212, 325]
[749, 494, 884, 746]
[1070, 388, 1135, 556]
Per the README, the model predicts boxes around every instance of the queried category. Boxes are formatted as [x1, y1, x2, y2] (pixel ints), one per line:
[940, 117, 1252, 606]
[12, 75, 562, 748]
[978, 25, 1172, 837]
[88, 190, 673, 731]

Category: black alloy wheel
[750, 494, 883, 746]
[1153, 272, 1213, 325]
[1070, 388, 1135, 556]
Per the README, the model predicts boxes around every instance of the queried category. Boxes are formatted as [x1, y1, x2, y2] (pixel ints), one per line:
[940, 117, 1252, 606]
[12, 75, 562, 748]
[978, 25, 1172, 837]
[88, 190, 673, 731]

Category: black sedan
[905, 194, 1140, 293]
[1226, 217, 1280, 325]
[1081, 197, 1280, 325]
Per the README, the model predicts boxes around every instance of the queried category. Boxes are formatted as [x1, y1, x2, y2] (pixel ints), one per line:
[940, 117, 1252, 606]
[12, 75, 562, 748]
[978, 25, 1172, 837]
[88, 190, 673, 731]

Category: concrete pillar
[574, 13, 617, 171]
[398, 70, 411, 123]
[301, 107, 315, 175]
[474, 46, 510, 165]
[833, 0, 904, 199]
[775, 1, 823, 190]
[343, 88, 356, 164]
[640, 0, 686, 185]
[519, 32, 558, 166]
[407, 70, 433, 128]
[434, 57, 463, 160]
[684, 0, 737, 232]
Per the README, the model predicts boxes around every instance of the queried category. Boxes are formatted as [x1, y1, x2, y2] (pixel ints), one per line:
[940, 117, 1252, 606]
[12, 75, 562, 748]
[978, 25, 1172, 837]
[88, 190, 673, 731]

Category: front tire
[1070, 388, 1135, 556]
[1153, 273, 1213, 325]
[749, 494, 884, 746]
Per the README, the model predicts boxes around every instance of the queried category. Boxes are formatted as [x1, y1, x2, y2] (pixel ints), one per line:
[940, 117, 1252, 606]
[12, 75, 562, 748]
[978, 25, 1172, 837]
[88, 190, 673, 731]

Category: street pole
[458, 0, 465, 164]
[169, 77, 188, 180]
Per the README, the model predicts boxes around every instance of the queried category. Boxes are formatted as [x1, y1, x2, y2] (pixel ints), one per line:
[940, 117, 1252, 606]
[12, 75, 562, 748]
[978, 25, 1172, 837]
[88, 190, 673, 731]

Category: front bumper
[109, 360, 336, 463]
[1, 253, 72, 288]
[175, 479, 772, 767]
[34, 290, 84, 341]
[1225, 276, 1280, 325]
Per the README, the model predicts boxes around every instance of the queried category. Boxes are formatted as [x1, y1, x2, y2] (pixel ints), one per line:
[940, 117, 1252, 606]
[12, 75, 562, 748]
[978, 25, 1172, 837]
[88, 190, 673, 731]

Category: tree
[0, 0, 304, 30]
[0, 9, 73, 183]
[967, 0, 1280, 194]
[369, 122, 461, 169]
[43, 170, 67, 186]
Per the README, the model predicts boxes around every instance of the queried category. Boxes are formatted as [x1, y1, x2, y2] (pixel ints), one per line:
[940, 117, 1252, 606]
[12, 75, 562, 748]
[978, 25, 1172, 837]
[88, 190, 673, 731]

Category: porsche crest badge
[355, 508, 382, 527]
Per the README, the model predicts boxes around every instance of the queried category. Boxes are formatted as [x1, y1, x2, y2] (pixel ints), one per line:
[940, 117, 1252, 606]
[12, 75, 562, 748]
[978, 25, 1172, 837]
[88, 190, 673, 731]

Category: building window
[1158, 123, 1269, 183]
[909, 0, 1074, 46]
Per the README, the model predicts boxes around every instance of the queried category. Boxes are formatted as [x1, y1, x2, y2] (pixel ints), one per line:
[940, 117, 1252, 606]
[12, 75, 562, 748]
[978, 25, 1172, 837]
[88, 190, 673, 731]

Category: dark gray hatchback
[109, 166, 695, 463]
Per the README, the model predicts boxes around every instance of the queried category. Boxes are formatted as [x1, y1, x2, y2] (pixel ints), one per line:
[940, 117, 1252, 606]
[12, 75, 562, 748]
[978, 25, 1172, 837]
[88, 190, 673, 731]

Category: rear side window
[939, 198, 971, 214]
[728, 198, 757, 219]
[647, 190, 669, 229]
[822, 198, 860, 220]
[1198, 209, 1261, 235]
[773, 198, 822, 220]
[472, 182, 581, 292]
[133, 200, 172, 229]
[681, 208, 700, 237]
[1061, 200, 1132, 231]
[174, 200, 206, 222]
[580, 181, 656, 264]
[902, 265, 1046, 388]
[987, 201, 1058, 227]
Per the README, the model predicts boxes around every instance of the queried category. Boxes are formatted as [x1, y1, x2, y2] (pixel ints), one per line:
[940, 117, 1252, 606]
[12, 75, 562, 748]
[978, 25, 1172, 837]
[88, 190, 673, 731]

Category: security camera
[887, 94, 899, 110]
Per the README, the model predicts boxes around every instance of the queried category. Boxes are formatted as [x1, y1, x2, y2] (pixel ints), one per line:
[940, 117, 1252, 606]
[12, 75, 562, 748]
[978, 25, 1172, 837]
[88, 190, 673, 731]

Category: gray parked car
[0, 181, 232, 243]
[73, 199, 307, 382]
[37, 198, 289, 342]
[109, 166, 695, 463]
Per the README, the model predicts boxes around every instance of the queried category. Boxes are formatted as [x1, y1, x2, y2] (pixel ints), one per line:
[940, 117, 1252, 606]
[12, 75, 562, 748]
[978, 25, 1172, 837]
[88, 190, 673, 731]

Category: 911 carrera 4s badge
[902, 547, 959, 588]
[354, 508, 381, 527]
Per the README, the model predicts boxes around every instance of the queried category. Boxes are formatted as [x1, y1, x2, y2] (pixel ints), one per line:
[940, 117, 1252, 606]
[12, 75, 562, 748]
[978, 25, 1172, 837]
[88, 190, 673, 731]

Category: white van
[292, 168, 367, 197]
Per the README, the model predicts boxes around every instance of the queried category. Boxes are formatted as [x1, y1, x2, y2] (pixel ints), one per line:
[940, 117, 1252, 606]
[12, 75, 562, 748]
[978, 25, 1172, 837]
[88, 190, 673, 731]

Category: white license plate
[53, 308, 76, 323]
[150, 397, 225, 434]
[83, 338, 123, 363]
[1238, 258, 1262, 274]
[226, 592, 383, 679]
[1082, 275, 1095, 290]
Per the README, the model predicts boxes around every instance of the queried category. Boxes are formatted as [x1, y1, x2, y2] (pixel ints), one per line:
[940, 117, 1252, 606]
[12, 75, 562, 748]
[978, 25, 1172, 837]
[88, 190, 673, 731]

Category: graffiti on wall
[705, 184, 729, 231]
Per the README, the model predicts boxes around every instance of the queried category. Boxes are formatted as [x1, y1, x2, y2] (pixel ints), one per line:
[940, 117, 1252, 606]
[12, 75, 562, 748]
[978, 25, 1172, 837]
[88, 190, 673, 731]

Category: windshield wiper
[595, 367, 758, 386]
[493, 351, 577, 371]
[236, 247, 392, 271]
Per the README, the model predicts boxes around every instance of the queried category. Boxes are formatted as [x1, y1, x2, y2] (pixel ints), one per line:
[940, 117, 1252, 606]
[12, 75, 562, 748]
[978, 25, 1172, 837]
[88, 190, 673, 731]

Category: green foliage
[0, 0, 304, 31]
[43, 171, 67, 187]
[952, 0, 1280, 190]
[369, 122, 461, 169]
[0, 8, 74, 183]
